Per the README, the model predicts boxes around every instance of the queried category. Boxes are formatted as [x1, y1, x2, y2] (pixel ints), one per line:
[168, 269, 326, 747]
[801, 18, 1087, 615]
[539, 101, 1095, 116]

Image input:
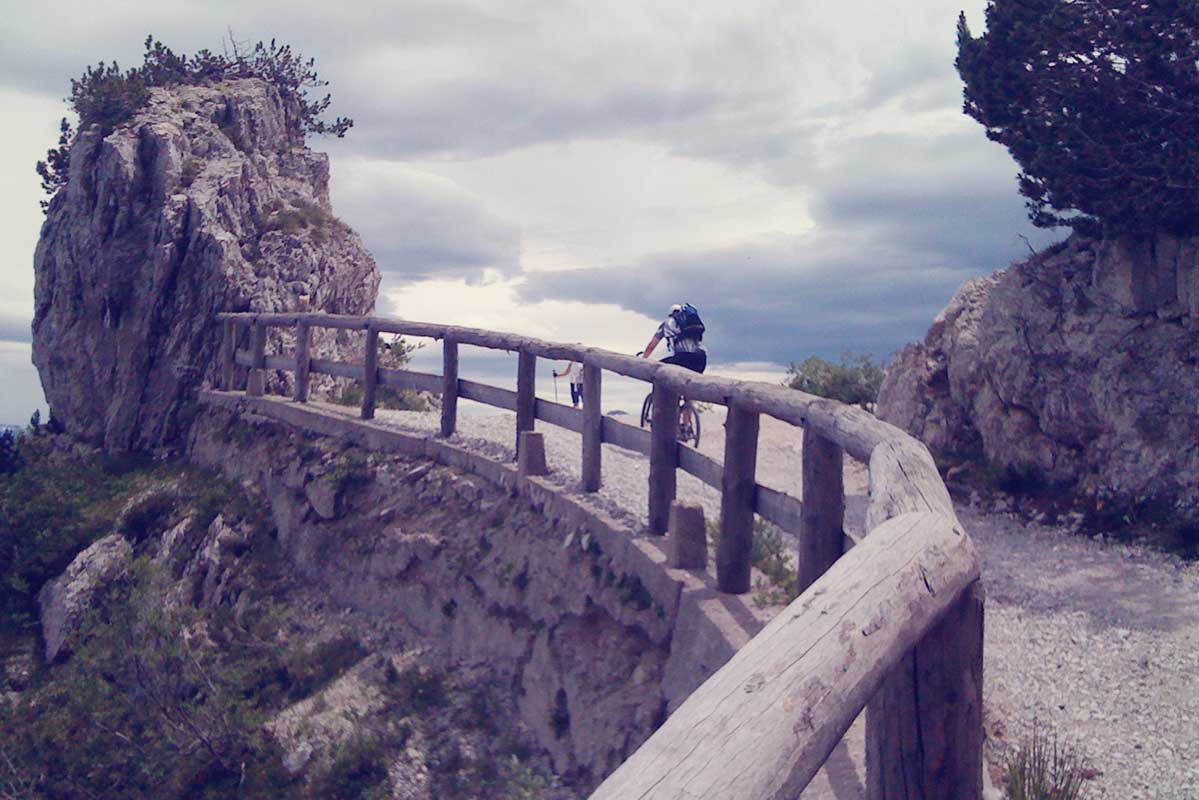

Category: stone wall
[187, 401, 763, 792]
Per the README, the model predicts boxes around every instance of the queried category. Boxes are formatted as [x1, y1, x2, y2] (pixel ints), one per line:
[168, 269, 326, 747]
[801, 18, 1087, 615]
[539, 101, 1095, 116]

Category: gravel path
[357, 405, 1198, 799]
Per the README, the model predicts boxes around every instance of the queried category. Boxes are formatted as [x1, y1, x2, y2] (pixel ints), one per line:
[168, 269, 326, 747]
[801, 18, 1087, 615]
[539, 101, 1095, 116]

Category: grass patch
[1004, 720, 1093, 800]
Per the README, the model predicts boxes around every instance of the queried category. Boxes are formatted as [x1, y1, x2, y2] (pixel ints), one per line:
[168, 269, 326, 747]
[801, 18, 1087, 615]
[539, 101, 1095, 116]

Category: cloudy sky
[0, 0, 1061, 423]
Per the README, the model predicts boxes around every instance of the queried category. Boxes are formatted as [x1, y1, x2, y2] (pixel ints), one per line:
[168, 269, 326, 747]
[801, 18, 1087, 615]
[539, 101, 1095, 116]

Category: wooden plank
[717, 407, 759, 594]
[361, 326, 379, 420]
[441, 338, 458, 437]
[799, 429, 845, 595]
[294, 321, 311, 402]
[264, 354, 296, 372]
[601, 416, 651, 456]
[516, 350, 536, 457]
[754, 485, 803, 534]
[677, 445, 722, 489]
[234, 350, 253, 367]
[586, 349, 661, 382]
[866, 437, 956, 530]
[221, 320, 236, 390]
[309, 358, 365, 381]
[378, 367, 442, 394]
[588, 512, 980, 800]
[534, 398, 584, 433]
[247, 322, 267, 397]
[459, 379, 518, 411]
[648, 382, 680, 535]
[866, 582, 985, 800]
[582, 363, 602, 492]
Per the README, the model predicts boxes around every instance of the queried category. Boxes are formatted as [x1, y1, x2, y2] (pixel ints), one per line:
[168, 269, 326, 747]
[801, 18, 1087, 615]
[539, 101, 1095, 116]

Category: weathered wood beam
[717, 405, 759, 594]
[515, 350, 536, 457]
[294, 321, 311, 402]
[247, 322, 267, 397]
[441, 338, 458, 437]
[588, 512, 980, 800]
[220, 320, 236, 390]
[361, 326, 379, 420]
[866, 582, 985, 800]
[648, 383, 680, 535]
[581, 363, 602, 492]
[799, 429, 845, 594]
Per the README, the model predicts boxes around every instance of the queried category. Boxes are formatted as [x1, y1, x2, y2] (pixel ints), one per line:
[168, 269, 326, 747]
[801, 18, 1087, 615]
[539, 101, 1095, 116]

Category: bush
[37, 35, 353, 210]
[0, 561, 299, 799]
[784, 351, 885, 410]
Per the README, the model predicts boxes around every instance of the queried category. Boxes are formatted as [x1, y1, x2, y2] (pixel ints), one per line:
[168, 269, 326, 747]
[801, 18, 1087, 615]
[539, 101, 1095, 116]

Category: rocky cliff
[878, 234, 1199, 518]
[32, 78, 379, 452]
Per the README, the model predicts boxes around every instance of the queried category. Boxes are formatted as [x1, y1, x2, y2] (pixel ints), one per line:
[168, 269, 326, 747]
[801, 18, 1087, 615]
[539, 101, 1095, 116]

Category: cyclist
[640, 304, 706, 432]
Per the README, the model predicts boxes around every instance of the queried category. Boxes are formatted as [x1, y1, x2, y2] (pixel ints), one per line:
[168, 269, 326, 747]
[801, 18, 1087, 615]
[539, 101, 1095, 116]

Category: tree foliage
[36, 35, 353, 210]
[784, 351, 885, 410]
[956, 1, 1199, 237]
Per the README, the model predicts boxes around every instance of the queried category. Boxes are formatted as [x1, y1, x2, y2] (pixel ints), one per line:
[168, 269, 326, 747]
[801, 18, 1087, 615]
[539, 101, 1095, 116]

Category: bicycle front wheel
[640, 393, 653, 429]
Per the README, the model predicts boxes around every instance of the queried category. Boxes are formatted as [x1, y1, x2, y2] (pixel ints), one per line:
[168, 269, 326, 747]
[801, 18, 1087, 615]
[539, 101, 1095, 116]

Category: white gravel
[359, 405, 1198, 799]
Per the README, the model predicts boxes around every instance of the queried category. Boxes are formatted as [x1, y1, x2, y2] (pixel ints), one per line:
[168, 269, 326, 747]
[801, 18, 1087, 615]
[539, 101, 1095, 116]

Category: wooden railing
[214, 311, 984, 799]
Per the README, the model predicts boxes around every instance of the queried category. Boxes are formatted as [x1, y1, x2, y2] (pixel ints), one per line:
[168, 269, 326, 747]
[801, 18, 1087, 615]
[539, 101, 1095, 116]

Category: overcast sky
[0, 0, 1061, 423]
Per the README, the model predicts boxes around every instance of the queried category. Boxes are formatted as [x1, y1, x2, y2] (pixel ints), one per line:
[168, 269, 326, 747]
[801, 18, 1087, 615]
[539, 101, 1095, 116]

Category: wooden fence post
[441, 338, 458, 437]
[247, 322, 267, 397]
[648, 382, 680, 535]
[717, 406, 759, 593]
[361, 326, 379, 420]
[516, 349, 536, 457]
[581, 362, 602, 492]
[220, 321, 236, 390]
[798, 428, 844, 594]
[866, 581, 985, 800]
[293, 321, 311, 402]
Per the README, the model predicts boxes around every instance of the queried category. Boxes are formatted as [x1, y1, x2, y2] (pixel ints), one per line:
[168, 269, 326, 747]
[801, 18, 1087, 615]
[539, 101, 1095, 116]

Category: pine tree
[956, 1, 1199, 237]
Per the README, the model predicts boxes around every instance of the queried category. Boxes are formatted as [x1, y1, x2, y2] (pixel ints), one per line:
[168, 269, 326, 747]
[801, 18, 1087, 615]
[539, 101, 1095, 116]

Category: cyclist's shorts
[663, 352, 706, 373]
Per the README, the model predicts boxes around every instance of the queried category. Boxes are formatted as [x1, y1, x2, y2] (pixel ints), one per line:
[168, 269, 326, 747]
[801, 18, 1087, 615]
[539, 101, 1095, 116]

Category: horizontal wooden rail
[378, 367, 442, 394]
[590, 512, 980, 800]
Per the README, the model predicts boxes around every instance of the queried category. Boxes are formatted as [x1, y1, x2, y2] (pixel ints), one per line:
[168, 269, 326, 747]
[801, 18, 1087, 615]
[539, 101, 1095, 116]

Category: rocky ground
[356, 403, 1199, 799]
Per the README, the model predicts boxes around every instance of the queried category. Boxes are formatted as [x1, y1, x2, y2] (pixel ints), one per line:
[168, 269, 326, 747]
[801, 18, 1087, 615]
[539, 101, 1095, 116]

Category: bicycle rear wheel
[640, 393, 653, 428]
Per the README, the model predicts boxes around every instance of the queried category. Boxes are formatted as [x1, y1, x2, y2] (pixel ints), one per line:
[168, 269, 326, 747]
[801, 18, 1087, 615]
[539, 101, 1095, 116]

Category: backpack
[671, 303, 705, 342]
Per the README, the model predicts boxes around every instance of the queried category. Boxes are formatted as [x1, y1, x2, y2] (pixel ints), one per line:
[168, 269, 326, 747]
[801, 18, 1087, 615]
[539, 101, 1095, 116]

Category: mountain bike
[639, 391, 701, 448]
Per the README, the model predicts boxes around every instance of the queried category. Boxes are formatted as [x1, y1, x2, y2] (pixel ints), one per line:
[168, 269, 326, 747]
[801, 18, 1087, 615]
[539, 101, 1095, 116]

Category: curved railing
[214, 311, 983, 799]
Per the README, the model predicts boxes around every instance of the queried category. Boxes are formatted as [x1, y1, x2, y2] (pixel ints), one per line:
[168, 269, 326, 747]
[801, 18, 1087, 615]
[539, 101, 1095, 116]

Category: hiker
[553, 361, 585, 408]
[640, 303, 707, 430]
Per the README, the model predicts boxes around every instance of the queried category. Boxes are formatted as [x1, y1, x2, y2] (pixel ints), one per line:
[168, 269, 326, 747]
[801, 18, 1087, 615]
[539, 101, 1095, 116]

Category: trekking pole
[553, 371, 559, 403]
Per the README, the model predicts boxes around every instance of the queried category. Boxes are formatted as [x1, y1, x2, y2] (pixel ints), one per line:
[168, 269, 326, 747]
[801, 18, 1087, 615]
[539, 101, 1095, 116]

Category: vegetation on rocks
[956, 1, 1199, 237]
[784, 351, 885, 410]
[37, 35, 353, 210]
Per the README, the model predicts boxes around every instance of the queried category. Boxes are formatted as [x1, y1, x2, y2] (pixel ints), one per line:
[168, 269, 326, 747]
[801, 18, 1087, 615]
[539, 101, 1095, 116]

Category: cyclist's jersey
[657, 315, 705, 354]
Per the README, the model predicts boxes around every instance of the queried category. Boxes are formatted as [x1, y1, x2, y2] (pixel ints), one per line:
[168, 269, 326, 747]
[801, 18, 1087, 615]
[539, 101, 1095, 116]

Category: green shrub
[1004, 720, 1091, 800]
[37, 35, 353, 211]
[707, 518, 798, 606]
[0, 561, 299, 799]
[785, 351, 885, 410]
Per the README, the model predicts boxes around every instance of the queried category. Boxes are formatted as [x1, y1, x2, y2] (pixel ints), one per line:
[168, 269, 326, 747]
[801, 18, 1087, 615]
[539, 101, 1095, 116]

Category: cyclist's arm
[642, 334, 662, 357]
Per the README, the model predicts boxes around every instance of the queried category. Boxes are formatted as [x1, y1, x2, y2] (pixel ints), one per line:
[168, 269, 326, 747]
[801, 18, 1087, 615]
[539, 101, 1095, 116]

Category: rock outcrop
[878, 234, 1199, 516]
[37, 533, 132, 662]
[33, 78, 380, 452]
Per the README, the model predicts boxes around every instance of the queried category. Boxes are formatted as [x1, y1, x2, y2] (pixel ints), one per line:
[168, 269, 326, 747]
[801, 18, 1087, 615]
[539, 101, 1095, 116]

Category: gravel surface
[358, 405, 1198, 799]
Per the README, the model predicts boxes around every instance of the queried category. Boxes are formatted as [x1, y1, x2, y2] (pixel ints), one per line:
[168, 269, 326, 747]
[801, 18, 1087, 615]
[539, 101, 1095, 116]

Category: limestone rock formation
[878, 234, 1199, 516]
[37, 533, 132, 662]
[32, 78, 380, 452]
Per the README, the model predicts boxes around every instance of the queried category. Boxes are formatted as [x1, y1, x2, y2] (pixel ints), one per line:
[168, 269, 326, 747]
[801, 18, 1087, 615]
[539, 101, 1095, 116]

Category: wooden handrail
[213, 310, 981, 799]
